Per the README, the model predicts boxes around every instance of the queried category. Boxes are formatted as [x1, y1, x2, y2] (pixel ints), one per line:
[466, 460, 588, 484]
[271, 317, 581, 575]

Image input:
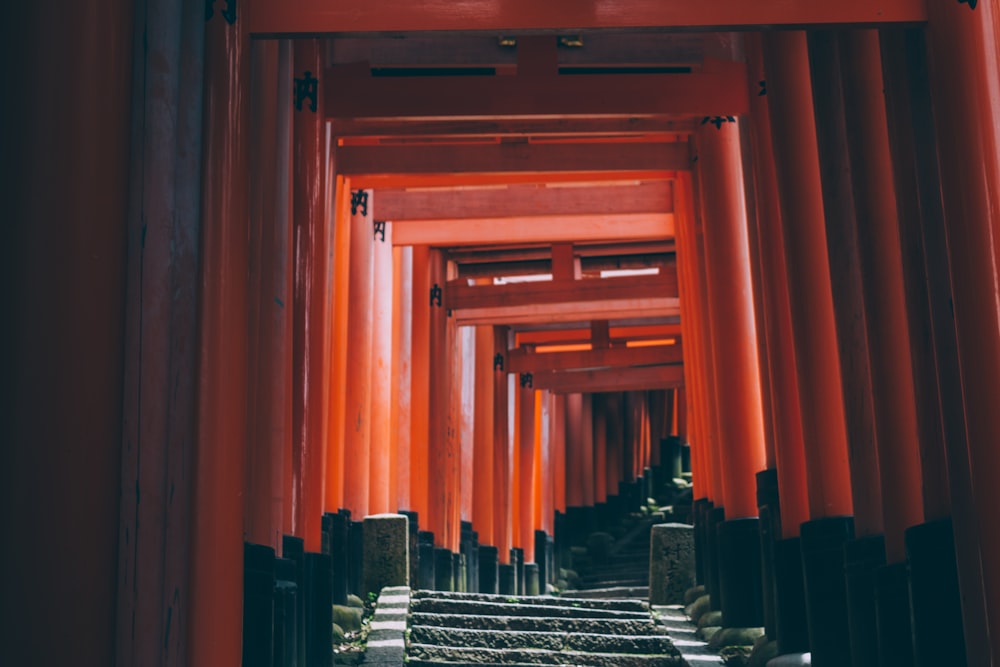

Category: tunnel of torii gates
[11, 1, 1000, 666]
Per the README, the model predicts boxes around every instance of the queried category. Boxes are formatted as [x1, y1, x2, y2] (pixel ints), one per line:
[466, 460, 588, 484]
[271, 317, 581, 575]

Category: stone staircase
[404, 591, 683, 666]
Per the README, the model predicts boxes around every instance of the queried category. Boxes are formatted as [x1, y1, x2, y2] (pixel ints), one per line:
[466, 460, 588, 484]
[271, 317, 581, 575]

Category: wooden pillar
[325, 176, 351, 513]
[518, 377, 537, 562]
[429, 250, 459, 550]
[394, 247, 414, 511]
[342, 188, 374, 519]
[742, 33, 809, 538]
[538, 391, 554, 535]
[473, 326, 496, 544]
[924, 3, 1000, 660]
[189, 4, 250, 664]
[460, 326, 476, 528]
[807, 29, 884, 539]
[593, 395, 608, 505]
[605, 394, 625, 499]
[694, 121, 767, 520]
[552, 393, 568, 515]
[493, 327, 512, 559]
[580, 394, 596, 508]
[291, 39, 328, 551]
[410, 246, 431, 522]
[369, 215, 393, 515]
[761, 31, 854, 520]
[565, 394, 585, 508]
[840, 29, 925, 564]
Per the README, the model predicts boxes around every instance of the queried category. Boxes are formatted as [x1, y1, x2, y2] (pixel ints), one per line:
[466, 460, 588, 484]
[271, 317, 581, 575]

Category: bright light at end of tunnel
[599, 267, 661, 278]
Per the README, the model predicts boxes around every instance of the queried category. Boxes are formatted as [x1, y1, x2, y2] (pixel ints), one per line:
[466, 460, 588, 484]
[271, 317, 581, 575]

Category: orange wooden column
[761, 31, 854, 521]
[538, 390, 554, 535]
[564, 393, 585, 509]
[605, 394, 625, 499]
[806, 30, 884, 541]
[742, 33, 809, 538]
[342, 188, 374, 519]
[410, 245, 432, 523]
[394, 246, 414, 511]
[188, 6, 250, 664]
[473, 326, 496, 544]
[924, 3, 1000, 660]
[291, 39, 329, 550]
[693, 122, 767, 520]
[839, 29, 924, 564]
[459, 326, 476, 530]
[369, 214, 393, 515]
[593, 394, 608, 505]
[551, 393, 568, 516]
[580, 394, 596, 508]
[518, 376, 536, 562]
[493, 327, 512, 560]
[326, 176, 352, 514]
[428, 249, 460, 550]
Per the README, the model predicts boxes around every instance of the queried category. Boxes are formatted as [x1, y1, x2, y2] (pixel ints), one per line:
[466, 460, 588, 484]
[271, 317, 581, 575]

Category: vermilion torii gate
[6, 1, 1000, 667]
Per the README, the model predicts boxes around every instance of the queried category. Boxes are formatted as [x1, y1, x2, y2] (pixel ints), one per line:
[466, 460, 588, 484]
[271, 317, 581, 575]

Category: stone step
[559, 586, 650, 599]
[409, 612, 667, 636]
[410, 598, 649, 619]
[408, 643, 683, 667]
[413, 590, 648, 612]
[578, 579, 650, 590]
[410, 626, 678, 654]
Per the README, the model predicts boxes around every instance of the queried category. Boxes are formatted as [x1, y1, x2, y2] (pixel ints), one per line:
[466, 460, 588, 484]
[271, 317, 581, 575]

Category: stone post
[649, 523, 695, 605]
[362, 514, 410, 596]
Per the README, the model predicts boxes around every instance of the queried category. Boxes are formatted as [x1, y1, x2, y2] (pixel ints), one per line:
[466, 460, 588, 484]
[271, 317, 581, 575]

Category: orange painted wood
[606, 394, 625, 497]
[339, 142, 689, 179]
[325, 65, 749, 119]
[342, 189, 375, 518]
[473, 326, 496, 544]
[252, 0, 925, 35]
[762, 31, 853, 519]
[326, 177, 353, 512]
[564, 394, 585, 507]
[593, 395, 608, 504]
[694, 122, 767, 519]
[533, 365, 683, 395]
[551, 393, 568, 513]
[841, 30, 924, 563]
[742, 33, 809, 536]
[350, 170, 678, 189]
[332, 116, 697, 139]
[409, 246, 432, 521]
[394, 246, 414, 511]
[448, 273, 677, 311]
[808, 31, 884, 538]
[428, 250, 457, 548]
[389, 246, 403, 510]
[374, 181, 673, 221]
[507, 342, 682, 373]
[393, 212, 675, 247]
[511, 383, 521, 548]
[580, 394, 596, 506]
[188, 9, 249, 665]
[494, 327, 512, 558]
[540, 392, 555, 533]
[518, 380, 537, 561]
[369, 212, 393, 515]
[292, 39, 329, 550]
[516, 324, 682, 346]
[453, 298, 680, 327]
[924, 4, 1000, 658]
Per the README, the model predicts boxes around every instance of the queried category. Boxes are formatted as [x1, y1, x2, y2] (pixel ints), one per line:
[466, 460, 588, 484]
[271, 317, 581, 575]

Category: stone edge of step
[361, 585, 410, 667]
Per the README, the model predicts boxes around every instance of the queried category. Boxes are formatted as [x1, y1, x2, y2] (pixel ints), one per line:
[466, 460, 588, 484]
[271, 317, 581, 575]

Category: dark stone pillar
[434, 547, 453, 591]
[844, 534, 886, 667]
[499, 563, 516, 595]
[874, 562, 914, 667]
[524, 563, 540, 596]
[906, 519, 966, 667]
[243, 543, 275, 667]
[460, 521, 473, 592]
[273, 557, 299, 667]
[282, 535, 306, 665]
[348, 520, 364, 597]
[707, 506, 725, 611]
[756, 469, 780, 640]
[800, 516, 854, 667]
[773, 537, 810, 655]
[304, 553, 332, 667]
[454, 552, 465, 593]
[418, 531, 436, 591]
[534, 530, 549, 586]
[399, 510, 420, 592]
[470, 531, 480, 593]
[512, 547, 525, 595]
[327, 510, 350, 604]
[693, 499, 712, 585]
[479, 545, 499, 594]
[717, 518, 764, 628]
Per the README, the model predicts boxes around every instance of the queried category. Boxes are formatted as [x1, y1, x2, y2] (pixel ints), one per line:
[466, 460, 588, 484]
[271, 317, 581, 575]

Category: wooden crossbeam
[252, 1, 925, 37]
[392, 213, 674, 247]
[508, 342, 683, 373]
[326, 63, 749, 120]
[446, 273, 677, 311]
[375, 181, 673, 221]
[338, 142, 690, 178]
[516, 323, 683, 345]
[530, 365, 685, 394]
[452, 297, 680, 326]
[331, 117, 698, 139]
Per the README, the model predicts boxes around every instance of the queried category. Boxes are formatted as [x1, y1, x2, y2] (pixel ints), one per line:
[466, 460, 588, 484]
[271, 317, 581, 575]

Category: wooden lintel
[326, 63, 749, 120]
[338, 142, 690, 178]
[253, 1, 924, 39]
[508, 342, 683, 373]
[452, 297, 680, 326]
[531, 365, 685, 394]
[392, 213, 674, 247]
[374, 181, 673, 221]
[345, 171, 678, 189]
[331, 117, 698, 139]
[516, 323, 683, 345]
[456, 254, 671, 279]
[447, 273, 678, 311]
